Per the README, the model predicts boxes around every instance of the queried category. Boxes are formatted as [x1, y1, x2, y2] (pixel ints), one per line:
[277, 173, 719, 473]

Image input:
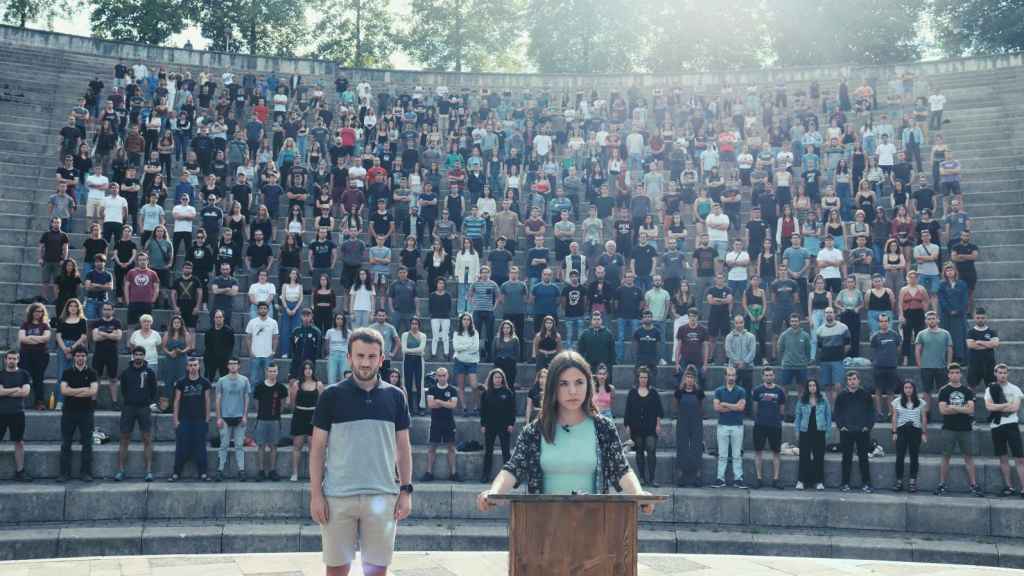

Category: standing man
[834, 371, 874, 493]
[38, 217, 69, 304]
[171, 357, 211, 481]
[290, 309, 324, 382]
[725, 315, 757, 409]
[674, 308, 710, 388]
[124, 252, 160, 327]
[935, 363, 982, 496]
[370, 309, 400, 377]
[870, 314, 901, 419]
[751, 367, 785, 489]
[614, 272, 644, 360]
[985, 364, 1024, 497]
[632, 310, 663, 387]
[967, 308, 999, 390]
[712, 366, 746, 489]
[215, 358, 250, 482]
[59, 348, 98, 483]
[468, 266, 499, 361]
[114, 347, 157, 482]
[498, 266, 529, 358]
[387, 267, 418, 335]
[562, 271, 587, 350]
[0, 350, 32, 482]
[577, 311, 616, 376]
[777, 314, 812, 391]
[815, 307, 851, 400]
[245, 301, 279, 385]
[916, 311, 953, 404]
[309, 328, 413, 576]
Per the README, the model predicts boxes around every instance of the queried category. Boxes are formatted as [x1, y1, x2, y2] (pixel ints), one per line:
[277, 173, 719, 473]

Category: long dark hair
[899, 379, 921, 408]
[484, 367, 507, 392]
[456, 312, 476, 337]
[800, 378, 824, 404]
[538, 351, 597, 444]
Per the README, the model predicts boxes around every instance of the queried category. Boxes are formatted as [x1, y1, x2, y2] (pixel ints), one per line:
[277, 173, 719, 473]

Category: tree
[400, 0, 524, 72]
[931, 0, 1024, 56]
[1, 0, 76, 28]
[640, 0, 767, 73]
[525, 0, 642, 73]
[195, 0, 311, 56]
[310, 0, 396, 67]
[767, 0, 924, 66]
[90, 0, 194, 45]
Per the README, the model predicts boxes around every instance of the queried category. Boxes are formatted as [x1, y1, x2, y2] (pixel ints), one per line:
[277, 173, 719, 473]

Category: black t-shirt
[115, 239, 136, 265]
[56, 319, 87, 342]
[938, 384, 974, 431]
[693, 246, 717, 278]
[632, 244, 657, 277]
[746, 220, 768, 251]
[174, 376, 211, 422]
[174, 276, 201, 303]
[90, 317, 121, 356]
[217, 243, 239, 269]
[562, 284, 587, 317]
[951, 242, 978, 276]
[967, 326, 998, 367]
[246, 243, 273, 269]
[616, 285, 643, 319]
[428, 384, 456, 427]
[633, 325, 662, 364]
[187, 244, 215, 276]
[61, 366, 98, 413]
[488, 250, 512, 280]
[309, 239, 336, 269]
[912, 187, 934, 212]
[0, 369, 31, 414]
[371, 211, 394, 237]
[707, 286, 731, 317]
[83, 238, 108, 263]
[39, 230, 69, 262]
[254, 381, 288, 420]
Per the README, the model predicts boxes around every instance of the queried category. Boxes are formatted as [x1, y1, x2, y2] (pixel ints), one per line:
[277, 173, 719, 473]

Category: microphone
[561, 424, 571, 433]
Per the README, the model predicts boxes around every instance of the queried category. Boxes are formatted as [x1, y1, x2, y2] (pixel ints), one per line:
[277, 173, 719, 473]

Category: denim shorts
[452, 359, 478, 377]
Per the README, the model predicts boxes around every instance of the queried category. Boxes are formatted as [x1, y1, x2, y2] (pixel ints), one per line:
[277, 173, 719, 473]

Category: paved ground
[1, 552, 1022, 576]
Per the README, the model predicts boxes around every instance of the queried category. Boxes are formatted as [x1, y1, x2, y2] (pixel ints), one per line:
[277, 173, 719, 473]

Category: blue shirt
[462, 215, 486, 239]
[783, 246, 810, 277]
[714, 385, 746, 426]
[532, 283, 561, 316]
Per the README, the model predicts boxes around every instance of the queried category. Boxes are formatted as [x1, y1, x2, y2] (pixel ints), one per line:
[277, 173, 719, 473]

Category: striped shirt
[469, 280, 499, 312]
[891, 397, 924, 429]
[463, 216, 486, 239]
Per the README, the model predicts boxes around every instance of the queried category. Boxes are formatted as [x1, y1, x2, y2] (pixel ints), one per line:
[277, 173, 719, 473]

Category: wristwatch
[400, 484, 414, 494]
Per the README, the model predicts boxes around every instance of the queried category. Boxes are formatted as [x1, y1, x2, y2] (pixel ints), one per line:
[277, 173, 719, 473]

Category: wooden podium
[489, 493, 666, 576]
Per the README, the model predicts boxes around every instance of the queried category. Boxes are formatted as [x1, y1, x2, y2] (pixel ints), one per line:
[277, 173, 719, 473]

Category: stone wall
[3, 24, 1024, 90]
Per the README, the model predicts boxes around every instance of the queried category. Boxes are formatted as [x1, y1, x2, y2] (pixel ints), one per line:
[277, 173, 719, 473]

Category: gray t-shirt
[916, 328, 952, 368]
[371, 322, 398, 356]
[388, 279, 417, 314]
[49, 194, 73, 219]
[215, 373, 251, 419]
[500, 280, 529, 314]
[913, 243, 940, 276]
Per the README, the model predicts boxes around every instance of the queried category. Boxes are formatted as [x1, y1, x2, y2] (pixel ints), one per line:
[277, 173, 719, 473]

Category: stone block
[450, 484, 501, 520]
[58, 526, 142, 558]
[225, 483, 301, 519]
[146, 483, 226, 520]
[674, 488, 748, 525]
[911, 539, 998, 567]
[221, 523, 300, 553]
[64, 483, 147, 521]
[451, 523, 507, 551]
[0, 485, 64, 524]
[990, 499, 1024, 538]
[0, 528, 59, 560]
[638, 528, 676, 553]
[416, 484, 454, 519]
[675, 528, 755, 555]
[396, 522, 452, 551]
[141, 525, 223, 555]
[751, 532, 831, 558]
[641, 486, 675, 524]
[827, 493, 905, 531]
[749, 491, 827, 528]
[830, 535, 913, 562]
[907, 496, 989, 536]
[299, 524, 322, 553]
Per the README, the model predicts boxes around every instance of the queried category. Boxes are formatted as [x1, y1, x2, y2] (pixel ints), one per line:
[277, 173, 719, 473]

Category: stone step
[3, 443, 1024, 495]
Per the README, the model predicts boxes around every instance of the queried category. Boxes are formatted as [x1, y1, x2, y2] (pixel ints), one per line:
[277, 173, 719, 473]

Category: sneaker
[840, 484, 851, 492]
[971, 484, 985, 498]
[268, 471, 280, 482]
[199, 474, 210, 482]
[772, 479, 784, 490]
[111, 401, 120, 411]
[711, 478, 727, 488]
[237, 472, 247, 482]
[908, 478, 918, 493]
[862, 484, 873, 494]
[13, 469, 33, 483]
[81, 475, 93, 483]
[815, 483, 825, 491]
[214, 471, 224, 482]
[795, 481, 805, 491]
[892, 480, 904, 492]
[113, 470, 125, 482]
[752, 478, 762, 490]
[1000, 486, 1016, 497]
[168, 473, 179, 482]
[257, 470, 267, 482]
[450, 474, 462, 483]
[933, 483, 946, 496]
[144, 473, 153, 483]
[290, 474, 298, 482]
[733, 480, 748, 489]
[419, 472, 434, 482]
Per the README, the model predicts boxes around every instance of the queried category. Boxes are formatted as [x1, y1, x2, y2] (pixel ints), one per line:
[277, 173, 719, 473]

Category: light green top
[540, 417, 598, 494]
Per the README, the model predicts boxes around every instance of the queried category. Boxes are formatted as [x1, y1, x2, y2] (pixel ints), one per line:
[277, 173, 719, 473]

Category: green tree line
[2, 0, 1023, 71]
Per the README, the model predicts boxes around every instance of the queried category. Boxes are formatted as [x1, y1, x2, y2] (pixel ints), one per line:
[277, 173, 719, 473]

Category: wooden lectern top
[489, 493, 666, 503]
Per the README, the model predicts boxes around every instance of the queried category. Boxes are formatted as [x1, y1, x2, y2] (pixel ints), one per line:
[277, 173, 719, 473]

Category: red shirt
[253, 105, 269, 125]
[340, 127, 357, 147]
[366, 166, 387, 183]
[125, 267, 159, 304]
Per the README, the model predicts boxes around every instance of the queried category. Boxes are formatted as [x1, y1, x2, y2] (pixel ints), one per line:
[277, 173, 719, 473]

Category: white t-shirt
[128, 330, 161, 365]
[248, 282, 277, 304]
[725, 251, 750, 281]
[929, 94, 946, 112]
[985, 383, 1023, 427]
[356, 82, 372, 100]
[132, 64, 149, 80]
[85, 174, 109, 202]
[533, 134, 552, 157]
[245, 316, 279, 358]
[102, 195, 128, 224]
[877, 143, 897, 166]
[172, 205, 196, 233]
[817, 247, 844, 279]
[626, 132, 644, 156]
[706, 213, 730, 243]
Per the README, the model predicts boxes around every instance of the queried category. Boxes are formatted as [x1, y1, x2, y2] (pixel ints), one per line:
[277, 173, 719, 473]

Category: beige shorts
[86, 197, 104, 219]
[321, 494, 398, 568]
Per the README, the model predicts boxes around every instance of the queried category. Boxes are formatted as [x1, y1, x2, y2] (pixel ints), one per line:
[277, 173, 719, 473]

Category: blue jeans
[779, 368, 808, 390]
[809, 309, 825, 358]
[217, 422, 246, 473]
[327, 350, 349, 386]
[278, 311, 298, 357]
[564, 317, 584, 349]
[351, 310, 371, 329]
[819, 360, 845, 392]
[728, 280, 747, 304]
[251, 356, 271, 385]
[617, 318, 639, 360]
[55, 341, 77, 403]
[85, 298, 104, 321]
[457, 283, 471, 314]
[716, 424, 744, 482]
[635, 276, 653, 295]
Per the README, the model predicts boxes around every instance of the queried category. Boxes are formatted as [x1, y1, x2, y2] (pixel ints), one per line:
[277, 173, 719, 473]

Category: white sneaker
[289, 474, 298, 482]
[815, 483, 825, 491]
[55, 401, 63, 410]
[795, 481, 804, 490]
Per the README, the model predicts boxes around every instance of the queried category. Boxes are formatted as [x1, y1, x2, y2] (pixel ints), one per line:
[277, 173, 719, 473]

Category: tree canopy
[399, 0, 524, 71]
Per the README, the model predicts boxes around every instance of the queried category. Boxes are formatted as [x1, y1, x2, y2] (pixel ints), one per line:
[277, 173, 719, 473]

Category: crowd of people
[2, 59, 1019, 498]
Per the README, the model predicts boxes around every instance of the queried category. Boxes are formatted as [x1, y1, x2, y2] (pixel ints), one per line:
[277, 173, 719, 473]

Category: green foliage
[196, 0, 311, 56]
[525, 0, 640, 73]
[310, 0, 396, 67]
[641, 0, 766, 73]
[400, 0, 524, 72]
[90, 0, 192, 45]
[2, 0, 76, 28]
[931, 0, 1024, 56]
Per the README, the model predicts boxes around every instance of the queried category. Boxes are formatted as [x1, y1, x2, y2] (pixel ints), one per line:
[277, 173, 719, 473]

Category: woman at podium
[478, 351, 653, 511]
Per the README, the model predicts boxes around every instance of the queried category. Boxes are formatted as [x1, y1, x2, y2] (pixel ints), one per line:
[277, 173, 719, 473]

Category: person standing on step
[674, 367, 705, 487]
[624, 366, 663, 487]
[751, 367, 786, 489]
[712, 366, 747, 489]
[985, 364, 1024, 498]
[916, 311, 953, 406]
[38, 217, 70, 306]
[0, 350, 33, 482]
[966, 308, 999, 390]
[170, 356, 211, 482]
[214, 358, 250, 482]
[935, 362, 981, 495]
[794, 379, 830, 491]
[891, 379, 929, 494]
[114, 346, 157, 483]
[479, 367, 516, 484]
[310, 328, 413, 576]
[253, 363, 289, 482]
[124, 252, 160, 327]
[58, 347, 98, 483]
[18, 303, 51, 411]
[834, 371, 874, 493]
